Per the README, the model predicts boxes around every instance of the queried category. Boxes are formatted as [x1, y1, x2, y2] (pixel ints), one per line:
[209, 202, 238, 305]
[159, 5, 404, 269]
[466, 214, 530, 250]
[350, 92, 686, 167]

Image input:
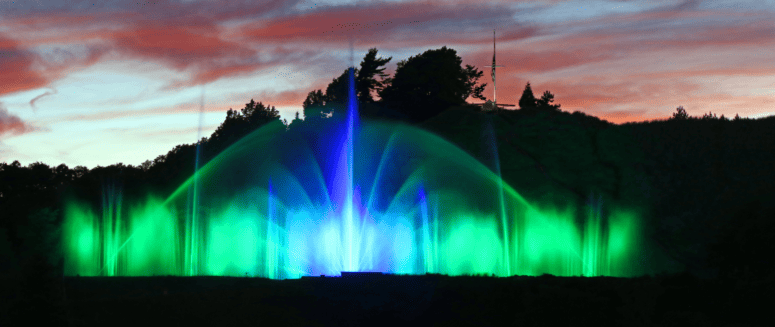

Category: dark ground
[2, 272, 773, 327]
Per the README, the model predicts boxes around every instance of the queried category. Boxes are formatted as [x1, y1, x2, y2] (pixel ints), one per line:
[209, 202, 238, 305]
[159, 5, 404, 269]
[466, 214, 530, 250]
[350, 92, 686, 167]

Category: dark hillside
[421, 107, 775, 278]
[620, 116, 775, 278]
[421, 106, 647, 212]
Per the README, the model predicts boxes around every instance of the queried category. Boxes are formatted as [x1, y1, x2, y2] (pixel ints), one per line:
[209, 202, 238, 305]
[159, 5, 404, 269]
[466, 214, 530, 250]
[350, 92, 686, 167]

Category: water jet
[63, 67, 647, 278]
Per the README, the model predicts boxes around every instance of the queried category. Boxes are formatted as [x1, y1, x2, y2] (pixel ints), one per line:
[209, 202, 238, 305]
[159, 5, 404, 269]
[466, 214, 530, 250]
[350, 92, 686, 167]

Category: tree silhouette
[302, 89, 327, 110]
[378, 46, 487, 122]
[287, 111, 304, 131]
[240, 99, 281, 126]
[302, 89, 332, 126]
[324, 68, 355, 116]
[209, 99, 281, 152]
[536, 90, 561, 111]
[671, 106, 689, 120]
[140, 160, 152, 172]
[73, 165, 88, 179]
[301, 50, 392, 124]
[518, 82, 537, 110]
[211, 99, 280, 140]
[53, 164, 71, 185]
[701, 111, 719, 120]
[356, 48, 393, 103]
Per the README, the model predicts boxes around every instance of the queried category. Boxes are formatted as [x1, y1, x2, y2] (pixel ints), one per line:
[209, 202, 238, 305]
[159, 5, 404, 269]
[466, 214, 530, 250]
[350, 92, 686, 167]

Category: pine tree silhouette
[518, 82, 537, 109]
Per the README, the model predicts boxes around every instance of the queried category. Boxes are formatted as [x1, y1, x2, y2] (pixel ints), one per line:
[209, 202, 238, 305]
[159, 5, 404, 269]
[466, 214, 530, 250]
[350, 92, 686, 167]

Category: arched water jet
[62, 66, 653, 278]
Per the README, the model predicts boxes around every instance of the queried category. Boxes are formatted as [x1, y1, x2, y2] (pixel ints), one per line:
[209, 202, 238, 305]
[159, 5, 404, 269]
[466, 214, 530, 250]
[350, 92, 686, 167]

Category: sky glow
[1, 0, 774, 168]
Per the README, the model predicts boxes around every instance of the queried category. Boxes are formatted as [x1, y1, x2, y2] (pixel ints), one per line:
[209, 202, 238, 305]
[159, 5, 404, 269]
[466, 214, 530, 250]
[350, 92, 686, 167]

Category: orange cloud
[250, 89, 311, 109]
[0, 35, 50, 97]
[112, 24, 255, 70]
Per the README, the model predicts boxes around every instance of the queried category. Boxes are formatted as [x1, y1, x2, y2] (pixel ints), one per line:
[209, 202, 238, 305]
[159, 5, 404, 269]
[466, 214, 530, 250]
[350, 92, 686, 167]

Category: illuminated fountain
[63, 67, 647, 278]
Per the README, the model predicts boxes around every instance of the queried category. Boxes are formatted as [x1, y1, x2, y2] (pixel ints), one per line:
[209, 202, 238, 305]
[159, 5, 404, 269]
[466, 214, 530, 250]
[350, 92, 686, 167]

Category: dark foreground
[3, 273, 773, 327]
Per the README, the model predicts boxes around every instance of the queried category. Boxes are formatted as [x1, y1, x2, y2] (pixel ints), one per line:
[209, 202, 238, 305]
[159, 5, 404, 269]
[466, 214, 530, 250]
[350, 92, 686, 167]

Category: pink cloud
[112, 24, 256, 70]
[1, 0, 772, 126]
[550, 8, 775, 52]
[0, 35, 50, 97]
[0, 103, 33, 137]
[235, 1, 533, 46]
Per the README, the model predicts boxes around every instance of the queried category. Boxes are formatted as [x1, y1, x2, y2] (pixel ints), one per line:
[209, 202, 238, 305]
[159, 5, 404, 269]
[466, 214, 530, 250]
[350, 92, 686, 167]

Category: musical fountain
[62, 67, 647, 278]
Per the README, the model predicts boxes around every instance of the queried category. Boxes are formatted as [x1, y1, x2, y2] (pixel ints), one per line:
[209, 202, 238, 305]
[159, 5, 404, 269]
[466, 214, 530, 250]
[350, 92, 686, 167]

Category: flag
[491, 53, 496, 82]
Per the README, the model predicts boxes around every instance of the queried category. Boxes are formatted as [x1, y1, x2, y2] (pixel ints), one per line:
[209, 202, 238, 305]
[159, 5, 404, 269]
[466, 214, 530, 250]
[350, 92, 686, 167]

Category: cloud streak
[29, 88, 58, 113]
[0, 103, 34, 136]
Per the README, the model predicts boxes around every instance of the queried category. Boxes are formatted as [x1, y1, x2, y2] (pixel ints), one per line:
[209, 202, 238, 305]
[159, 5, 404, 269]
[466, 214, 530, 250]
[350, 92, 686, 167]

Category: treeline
[0, 45, 568, 210]
[0, 45, 549, 276]
[660, 105, 752, 122]
[1, 45, 773, 283]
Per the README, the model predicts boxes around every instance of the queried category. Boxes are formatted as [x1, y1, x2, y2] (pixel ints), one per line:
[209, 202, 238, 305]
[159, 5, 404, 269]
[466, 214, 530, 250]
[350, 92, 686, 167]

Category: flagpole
[485, 29, 504, 108]
[493, 29, 496, 103]
[472, 29, 514, 109]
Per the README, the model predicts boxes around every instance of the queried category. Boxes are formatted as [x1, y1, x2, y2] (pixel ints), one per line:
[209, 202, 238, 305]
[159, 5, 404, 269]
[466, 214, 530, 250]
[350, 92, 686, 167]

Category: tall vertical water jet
[333, 64, 361, 272]
[344, 66, 357, 271]
[265, 178, 281, 279]
[185, 87, 206, 276]
[583, 192, 609, 276]
[100, 181, 124, 276]
[482, 115, 510, 275]
[418, 185, 438, 273]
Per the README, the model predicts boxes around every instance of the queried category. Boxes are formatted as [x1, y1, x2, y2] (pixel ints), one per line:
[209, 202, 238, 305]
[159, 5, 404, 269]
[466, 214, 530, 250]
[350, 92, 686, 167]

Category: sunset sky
[1, 0, 773, 168]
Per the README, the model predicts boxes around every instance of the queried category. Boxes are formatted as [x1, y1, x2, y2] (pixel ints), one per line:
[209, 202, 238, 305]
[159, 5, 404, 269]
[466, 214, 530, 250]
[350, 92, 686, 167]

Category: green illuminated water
[62, 67, 654, 279]
[63, 117, 650, 278]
